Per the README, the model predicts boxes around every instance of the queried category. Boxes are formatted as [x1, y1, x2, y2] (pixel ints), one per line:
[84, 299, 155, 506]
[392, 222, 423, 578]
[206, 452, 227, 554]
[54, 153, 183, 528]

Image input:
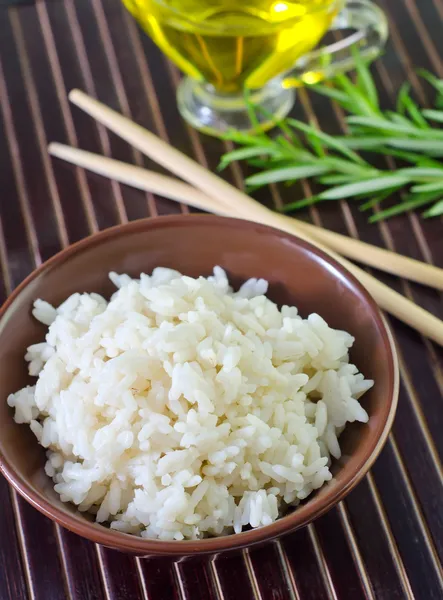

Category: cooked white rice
[8, 267, 373, 541]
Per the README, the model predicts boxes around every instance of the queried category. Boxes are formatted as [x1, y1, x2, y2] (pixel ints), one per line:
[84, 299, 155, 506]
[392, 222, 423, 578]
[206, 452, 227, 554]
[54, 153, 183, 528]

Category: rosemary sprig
[219, 53, 443, 222]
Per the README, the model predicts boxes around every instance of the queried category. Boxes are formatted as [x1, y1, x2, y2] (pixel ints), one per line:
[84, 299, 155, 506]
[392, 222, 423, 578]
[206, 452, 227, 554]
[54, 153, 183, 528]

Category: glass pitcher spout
[283, 0, 389, 88]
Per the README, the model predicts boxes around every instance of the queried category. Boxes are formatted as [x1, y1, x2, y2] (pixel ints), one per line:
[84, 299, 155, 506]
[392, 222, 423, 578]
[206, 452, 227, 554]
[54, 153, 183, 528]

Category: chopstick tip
[48, 142, 68, 159]
[48, 142, 60, 156]
[68, 88, 84, 104]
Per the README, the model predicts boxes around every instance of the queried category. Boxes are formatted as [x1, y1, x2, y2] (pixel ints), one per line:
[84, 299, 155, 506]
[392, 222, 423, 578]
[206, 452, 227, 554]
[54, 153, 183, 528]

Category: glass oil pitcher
[122, 0, 388, 135]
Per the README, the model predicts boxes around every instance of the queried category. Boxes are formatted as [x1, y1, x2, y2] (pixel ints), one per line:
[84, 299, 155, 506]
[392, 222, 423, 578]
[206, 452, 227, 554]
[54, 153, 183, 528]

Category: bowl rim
[0, 214, 399, 555]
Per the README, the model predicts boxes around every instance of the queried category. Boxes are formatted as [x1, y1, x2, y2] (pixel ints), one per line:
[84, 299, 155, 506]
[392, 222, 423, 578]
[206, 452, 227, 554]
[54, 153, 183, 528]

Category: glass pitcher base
[177, 77, 295, 137]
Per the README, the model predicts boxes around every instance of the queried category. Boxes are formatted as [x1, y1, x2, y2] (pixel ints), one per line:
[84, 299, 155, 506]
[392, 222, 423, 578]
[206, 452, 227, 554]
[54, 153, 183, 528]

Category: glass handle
[284, 0, 389, 87]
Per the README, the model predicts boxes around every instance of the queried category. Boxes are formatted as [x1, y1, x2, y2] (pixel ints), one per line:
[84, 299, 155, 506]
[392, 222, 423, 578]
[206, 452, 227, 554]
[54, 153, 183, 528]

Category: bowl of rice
[0, 215, 398, 556]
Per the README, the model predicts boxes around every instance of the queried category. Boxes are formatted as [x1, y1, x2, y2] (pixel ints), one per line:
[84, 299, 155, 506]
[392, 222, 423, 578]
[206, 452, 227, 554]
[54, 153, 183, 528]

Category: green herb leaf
[396, 167, 443, 178]
[287, 119, 367, 165]
[306, 130, 326, 158]
[386, 138, 443, 155]
[422, 109, 443, 123]
[318, 174, 360, 185]
[369, 191, 442, 222]
[218, 146, 279, 170]
[318, 176, 410, 200]
[346, 115, 424, 136]
[417, 69, 443, 96]
[397, 83, 429, 128]
[309, 83, 352, 106]
[217, 52, 443, 222]
[411, 181, 443, 193]
[332, 136, 391, 150]
[220, 128, 269, 145]
[359, 190, 395, 211]
[281, 196, 320, 212]
[334, 73, 377, 117]
[353, 47, 379, 109]
[415, 156, 443, 169]
[322, 156, 376, 176]
[245, 164, 330, 186]
[244, 90, 268, 138]
[423, 199, 443, 217]
[273, 135, 312, 161]
[246, 158, 295, 170]
[386, 112, 416, 127]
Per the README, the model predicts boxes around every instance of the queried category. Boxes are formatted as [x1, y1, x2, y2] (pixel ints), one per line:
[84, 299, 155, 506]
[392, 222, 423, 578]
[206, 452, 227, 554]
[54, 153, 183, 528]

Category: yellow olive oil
[123, 0, 340, 92]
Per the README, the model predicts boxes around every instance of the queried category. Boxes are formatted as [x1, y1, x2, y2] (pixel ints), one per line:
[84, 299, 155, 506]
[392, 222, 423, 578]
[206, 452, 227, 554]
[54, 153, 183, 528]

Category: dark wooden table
[1, 1, 443, 599]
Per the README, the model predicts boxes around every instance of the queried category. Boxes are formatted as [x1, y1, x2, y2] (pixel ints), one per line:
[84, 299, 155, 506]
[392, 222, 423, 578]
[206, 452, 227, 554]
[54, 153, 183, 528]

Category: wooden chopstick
[48, 89, 443, 347]
[49, 142, 443, 292]
[49, 144, 225, 215]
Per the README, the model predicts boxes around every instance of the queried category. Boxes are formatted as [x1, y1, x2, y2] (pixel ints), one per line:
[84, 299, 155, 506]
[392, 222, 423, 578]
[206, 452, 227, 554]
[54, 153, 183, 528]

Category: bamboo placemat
[0, 1, 442, 599]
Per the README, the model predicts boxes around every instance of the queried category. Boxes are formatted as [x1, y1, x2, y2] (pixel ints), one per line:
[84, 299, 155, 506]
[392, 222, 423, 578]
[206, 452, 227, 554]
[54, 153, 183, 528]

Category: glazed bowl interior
[0, 215, 398, 556]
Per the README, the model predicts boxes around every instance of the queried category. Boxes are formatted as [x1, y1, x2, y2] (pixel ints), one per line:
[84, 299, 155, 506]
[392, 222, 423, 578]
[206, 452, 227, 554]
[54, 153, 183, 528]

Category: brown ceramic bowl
[0, 215, 398, 557]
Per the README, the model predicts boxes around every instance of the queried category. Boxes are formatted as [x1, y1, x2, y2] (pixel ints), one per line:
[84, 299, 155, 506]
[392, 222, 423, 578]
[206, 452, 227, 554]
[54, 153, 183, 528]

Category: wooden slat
[11, 496, 69, 600]
[136, 558, 182, 600]
[174, 561, 220, 600]
[0, 1, 443, 599]
[247, 542, 296, 600]
[213, 554, 258, 600]
[282, 527, 334, 600]
[313, 509, 372, 600]
[96, 548, 146, 600]
[55, 530, 106, 600]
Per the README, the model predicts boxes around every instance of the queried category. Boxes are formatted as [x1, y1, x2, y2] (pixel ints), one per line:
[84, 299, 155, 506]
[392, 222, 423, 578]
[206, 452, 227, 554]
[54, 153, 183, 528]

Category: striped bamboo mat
[0, 1, 442, 599]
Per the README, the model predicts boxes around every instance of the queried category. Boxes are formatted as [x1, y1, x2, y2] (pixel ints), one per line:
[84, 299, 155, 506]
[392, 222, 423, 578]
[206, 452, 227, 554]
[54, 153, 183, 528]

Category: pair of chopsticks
[48, 89, 443, 347]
